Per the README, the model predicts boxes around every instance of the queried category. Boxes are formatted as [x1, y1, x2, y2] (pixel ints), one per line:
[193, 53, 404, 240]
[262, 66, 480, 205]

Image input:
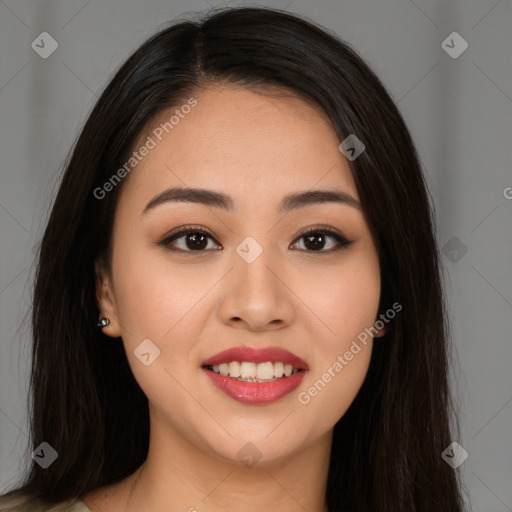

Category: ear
[95, 259, 122, 338]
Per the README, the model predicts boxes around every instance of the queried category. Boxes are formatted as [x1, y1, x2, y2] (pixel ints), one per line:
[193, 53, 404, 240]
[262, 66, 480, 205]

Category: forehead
[120, 84, 358, 208]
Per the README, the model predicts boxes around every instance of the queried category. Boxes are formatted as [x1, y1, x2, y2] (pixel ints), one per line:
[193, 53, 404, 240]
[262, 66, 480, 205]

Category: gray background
[0, 0, 511, 510]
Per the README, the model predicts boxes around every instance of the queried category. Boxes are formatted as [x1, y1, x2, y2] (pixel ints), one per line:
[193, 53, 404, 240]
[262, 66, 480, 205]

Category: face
[96, 83, 384, 466]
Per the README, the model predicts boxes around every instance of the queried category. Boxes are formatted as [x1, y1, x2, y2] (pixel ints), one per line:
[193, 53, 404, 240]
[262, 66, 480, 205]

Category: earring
[97, 317, 110, 328]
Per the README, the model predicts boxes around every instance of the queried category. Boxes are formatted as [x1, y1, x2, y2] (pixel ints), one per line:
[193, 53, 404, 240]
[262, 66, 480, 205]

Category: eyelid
[291, 224, 350, 242]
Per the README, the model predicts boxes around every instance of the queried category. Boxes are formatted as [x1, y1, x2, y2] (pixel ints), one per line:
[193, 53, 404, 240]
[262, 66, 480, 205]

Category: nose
[217, 243, 295, 332]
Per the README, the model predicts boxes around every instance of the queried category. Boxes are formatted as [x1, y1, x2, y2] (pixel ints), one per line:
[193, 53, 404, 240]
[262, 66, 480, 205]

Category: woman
[0, 6, 466, 511]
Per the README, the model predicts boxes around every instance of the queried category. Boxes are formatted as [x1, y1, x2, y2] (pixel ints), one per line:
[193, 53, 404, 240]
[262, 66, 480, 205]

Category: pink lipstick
[202, 346, 308, 405]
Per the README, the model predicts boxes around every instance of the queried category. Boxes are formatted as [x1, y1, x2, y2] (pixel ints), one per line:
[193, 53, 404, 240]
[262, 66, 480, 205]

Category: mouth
[201, 346, 308, 404]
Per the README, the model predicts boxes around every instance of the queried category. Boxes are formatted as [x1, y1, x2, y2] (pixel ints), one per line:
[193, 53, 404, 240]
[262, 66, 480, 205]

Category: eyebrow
[142, 186, 361, 214]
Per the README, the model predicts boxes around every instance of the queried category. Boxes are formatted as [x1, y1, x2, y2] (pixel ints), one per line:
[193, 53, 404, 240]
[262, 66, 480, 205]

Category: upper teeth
[211, 361, 298, 379]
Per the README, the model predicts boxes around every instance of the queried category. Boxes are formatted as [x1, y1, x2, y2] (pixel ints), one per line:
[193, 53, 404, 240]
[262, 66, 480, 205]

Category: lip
[201, 346, 309, 370]
[203, 369, 306, 404]
[201, 346, 309, 405]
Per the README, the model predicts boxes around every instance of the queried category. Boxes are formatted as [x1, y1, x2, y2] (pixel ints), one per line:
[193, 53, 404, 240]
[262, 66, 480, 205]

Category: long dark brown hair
[0, 7, 467, 511]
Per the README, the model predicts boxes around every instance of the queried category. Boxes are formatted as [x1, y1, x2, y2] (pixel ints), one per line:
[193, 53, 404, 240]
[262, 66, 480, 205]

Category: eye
[158, 225, 354, 253]
[290, 226, 354, 253]
[158, 225, 222, 252]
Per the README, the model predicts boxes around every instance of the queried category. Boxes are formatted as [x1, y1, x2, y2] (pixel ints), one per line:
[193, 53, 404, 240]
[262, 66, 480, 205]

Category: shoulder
[0, 492, 91, 512]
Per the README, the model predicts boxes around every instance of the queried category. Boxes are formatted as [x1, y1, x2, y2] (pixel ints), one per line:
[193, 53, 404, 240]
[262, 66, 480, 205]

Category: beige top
[0, 492, 91, 512]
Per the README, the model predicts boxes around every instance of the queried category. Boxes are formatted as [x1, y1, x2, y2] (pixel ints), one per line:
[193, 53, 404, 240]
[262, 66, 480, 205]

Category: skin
[84, 84, 385, 512]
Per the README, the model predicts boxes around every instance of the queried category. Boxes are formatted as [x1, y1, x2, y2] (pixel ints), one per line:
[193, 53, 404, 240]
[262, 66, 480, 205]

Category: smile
[202, 346, 308, 404]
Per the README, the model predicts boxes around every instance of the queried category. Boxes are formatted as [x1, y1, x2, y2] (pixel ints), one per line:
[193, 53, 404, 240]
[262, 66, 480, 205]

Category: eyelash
[158, 224, 354, 254]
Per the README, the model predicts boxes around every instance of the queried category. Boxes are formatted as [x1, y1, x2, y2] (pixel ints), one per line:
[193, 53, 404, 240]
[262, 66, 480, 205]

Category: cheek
[295, 279, 378, 429]
[297, 248, 381, 350]
[110, 244, 214, 420]
[111, 238, 211, 342]
[297, 344, 372, 430]
[293, 252, 380, 424]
